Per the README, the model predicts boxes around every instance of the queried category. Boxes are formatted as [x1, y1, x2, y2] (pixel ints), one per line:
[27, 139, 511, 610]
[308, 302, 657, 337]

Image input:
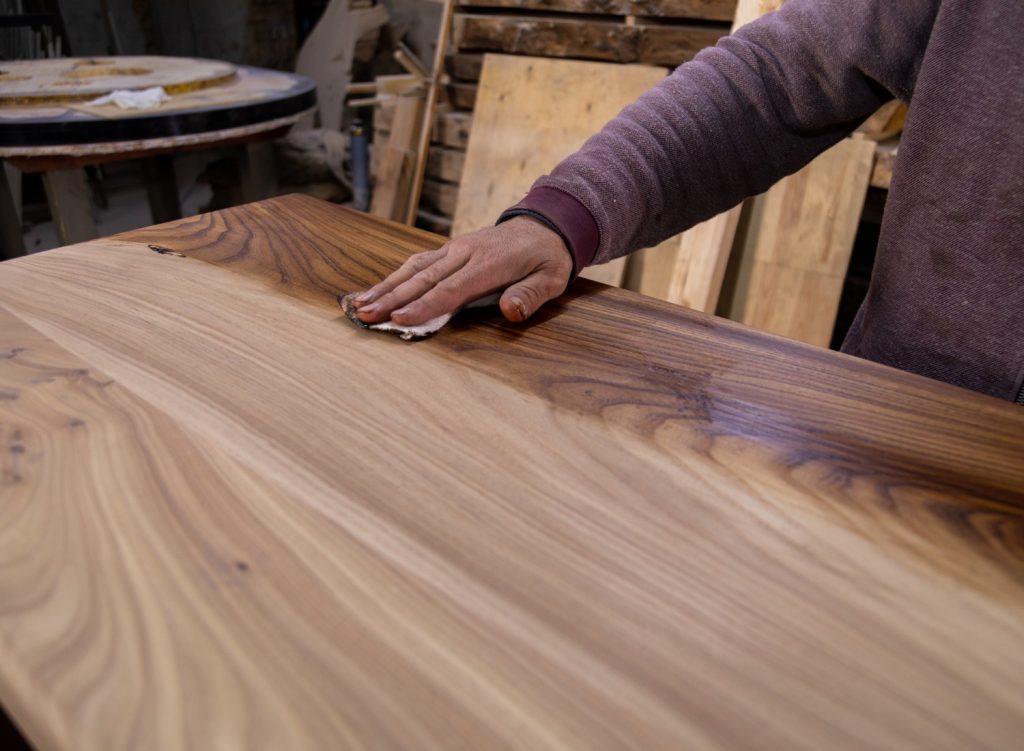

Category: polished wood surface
[1, 195, 1023, 750]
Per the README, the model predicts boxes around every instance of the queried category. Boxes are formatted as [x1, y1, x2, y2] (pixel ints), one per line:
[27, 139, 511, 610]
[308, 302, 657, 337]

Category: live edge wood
[1, 195, 1023, 750]
[456, 0, 737, 22]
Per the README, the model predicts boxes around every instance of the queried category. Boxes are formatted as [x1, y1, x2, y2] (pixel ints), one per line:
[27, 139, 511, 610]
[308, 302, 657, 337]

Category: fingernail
[355, 291, 375, 303]
[358, 303, 379, 316]
[392, 307, 410, 318]
[510, 297, 527, 319]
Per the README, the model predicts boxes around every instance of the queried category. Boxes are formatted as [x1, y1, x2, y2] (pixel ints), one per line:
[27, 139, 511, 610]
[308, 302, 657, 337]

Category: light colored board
[1, 196, 1024, 750]
[729, 136, 876, 345]
[453, 54, 667, 286]
[0, 56, 236, 105]
[872, 136, 898, 190]
[633, 0, 770, 310]
[295, 0, 389, 130]
[370, 93, 426, 220]
[636, 206, 741, 310]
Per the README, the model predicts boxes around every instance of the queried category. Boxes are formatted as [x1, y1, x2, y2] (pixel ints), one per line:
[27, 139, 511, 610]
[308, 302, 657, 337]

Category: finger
[357, 250, 470, 323]
[499, 269, 566, 322]
[389, 263, 504, 325]
[354, 248, 445, 307]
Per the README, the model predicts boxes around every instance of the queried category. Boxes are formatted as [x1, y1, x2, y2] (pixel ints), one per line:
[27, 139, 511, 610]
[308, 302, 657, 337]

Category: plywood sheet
[453, 54, 667, 285]
[1, 196, 1023, 750]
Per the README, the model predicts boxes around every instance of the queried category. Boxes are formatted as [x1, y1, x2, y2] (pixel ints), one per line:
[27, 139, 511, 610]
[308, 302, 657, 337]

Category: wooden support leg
[239, 141, 278, 203]
[41, 168, 97, 246]
[142, 155, 182, 224]
[0, 161, 26, 260]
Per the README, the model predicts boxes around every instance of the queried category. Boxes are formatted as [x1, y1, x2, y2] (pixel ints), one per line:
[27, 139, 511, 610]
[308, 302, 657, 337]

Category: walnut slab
[0, 195, 1022, 750]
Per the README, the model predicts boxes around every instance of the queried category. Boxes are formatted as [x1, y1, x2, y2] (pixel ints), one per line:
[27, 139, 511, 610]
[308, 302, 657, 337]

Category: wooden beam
[426, 146, 466, 184]
[455, 0, 737, 21]
[420, 178, 460, 215]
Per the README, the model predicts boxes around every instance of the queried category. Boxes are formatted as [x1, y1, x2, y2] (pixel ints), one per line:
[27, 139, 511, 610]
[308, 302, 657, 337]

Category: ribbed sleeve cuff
[497, 186, 600, 278]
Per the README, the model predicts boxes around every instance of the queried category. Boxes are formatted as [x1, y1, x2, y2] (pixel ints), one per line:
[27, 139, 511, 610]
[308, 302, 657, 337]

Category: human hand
[353, 216, 573, 326]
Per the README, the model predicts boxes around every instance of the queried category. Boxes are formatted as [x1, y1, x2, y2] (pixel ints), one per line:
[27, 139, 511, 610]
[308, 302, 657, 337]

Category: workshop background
[0, 0, 902, 351]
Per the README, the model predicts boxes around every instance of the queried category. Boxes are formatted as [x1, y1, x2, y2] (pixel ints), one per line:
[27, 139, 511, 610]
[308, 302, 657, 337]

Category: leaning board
[1, 195, 1023, 750]
[452, 54, 666, 286]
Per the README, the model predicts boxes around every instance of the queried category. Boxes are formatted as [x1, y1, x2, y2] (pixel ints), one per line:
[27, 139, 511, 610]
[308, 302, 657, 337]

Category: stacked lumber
[408, 0, 735, 235]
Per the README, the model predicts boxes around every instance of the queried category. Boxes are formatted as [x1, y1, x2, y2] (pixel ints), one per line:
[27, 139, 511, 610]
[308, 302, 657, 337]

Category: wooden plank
[637, 205, 741, 310]
[454, 14, 636, 62]
[433, 110, 473, 149]
[631, 0, 736, 20]
[453, 55, 667, 286]
[1, 195, 1023, 749]
[370, 93, 426, 220]
[420, 178, 460, 215]
[449, 52, 484, 81]
[456, 0, 737, 22]
[635, 22, 731, 65]
[456, 0, 632, 13]
[871, 136, 898, 190]
[447, 80, 478, 109]
[426, 145, 467, 183]
[729, 136, 876, 346]
[453, 14, 726, 65]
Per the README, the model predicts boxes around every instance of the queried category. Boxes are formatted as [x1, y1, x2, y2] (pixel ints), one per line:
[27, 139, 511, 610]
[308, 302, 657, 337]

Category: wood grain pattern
[456, 0, 737, 21]
[452, 14, 726, 65]
[453, 54, 667, 285]
[1, 195, 1023, 750]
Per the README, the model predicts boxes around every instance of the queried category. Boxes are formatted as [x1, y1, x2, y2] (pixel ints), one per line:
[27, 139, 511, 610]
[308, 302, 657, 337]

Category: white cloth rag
[85, 86, 170, 110]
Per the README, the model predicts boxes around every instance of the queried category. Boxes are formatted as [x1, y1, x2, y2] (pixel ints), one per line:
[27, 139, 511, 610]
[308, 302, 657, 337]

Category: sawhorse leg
[0, 161, 26, 260]
[41, 167, 97, 246]
[142, 155, 183, 224]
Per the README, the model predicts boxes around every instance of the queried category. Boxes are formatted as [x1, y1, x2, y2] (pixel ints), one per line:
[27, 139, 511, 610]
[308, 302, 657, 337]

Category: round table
[0, 57, 316, 259]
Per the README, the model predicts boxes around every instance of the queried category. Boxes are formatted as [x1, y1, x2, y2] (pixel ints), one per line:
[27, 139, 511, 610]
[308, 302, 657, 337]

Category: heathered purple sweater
[500, 0, 1024, 403]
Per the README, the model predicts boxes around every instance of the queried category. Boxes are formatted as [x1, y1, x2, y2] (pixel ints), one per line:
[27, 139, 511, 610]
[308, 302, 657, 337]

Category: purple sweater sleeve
[502, 0, 939, 268]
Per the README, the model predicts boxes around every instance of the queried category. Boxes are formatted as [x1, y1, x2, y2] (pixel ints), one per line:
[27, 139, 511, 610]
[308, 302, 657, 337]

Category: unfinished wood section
[728, 136, 875, 346]
[453, 54, 667, 286]
[452, 14, 726, 65]
[370, 93, 426, 220]
[456, 0, 737, 21]
[1, 195, 1023, 750]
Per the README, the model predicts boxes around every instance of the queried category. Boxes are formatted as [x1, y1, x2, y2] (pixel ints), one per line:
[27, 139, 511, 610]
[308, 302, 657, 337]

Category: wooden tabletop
[1, 195, 1022, 750]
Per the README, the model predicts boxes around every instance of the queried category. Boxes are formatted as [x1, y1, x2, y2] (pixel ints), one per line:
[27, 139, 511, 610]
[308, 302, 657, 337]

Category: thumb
[499, 269, 564, 322]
